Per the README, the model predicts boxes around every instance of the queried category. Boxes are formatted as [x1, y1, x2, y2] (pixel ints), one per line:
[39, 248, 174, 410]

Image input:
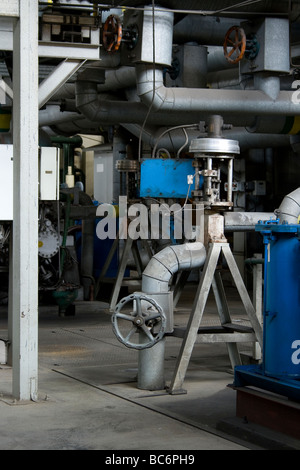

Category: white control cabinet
[0, 144, 13, 221]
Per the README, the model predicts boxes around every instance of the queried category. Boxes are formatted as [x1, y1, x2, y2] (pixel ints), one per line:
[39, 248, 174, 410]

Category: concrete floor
[0, 285, 297, 451]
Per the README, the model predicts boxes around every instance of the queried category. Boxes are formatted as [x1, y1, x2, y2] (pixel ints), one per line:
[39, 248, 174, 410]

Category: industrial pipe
[39, 105, 83, 127]
[142, 242, 206, 294]
[138, 242, 206, 391]
[277, 187, 300, 223]
[75, 80, 225, 126]
[122, 123, 290, 153]
[136, 64, 300, 117]
[173, 15, 241, 46]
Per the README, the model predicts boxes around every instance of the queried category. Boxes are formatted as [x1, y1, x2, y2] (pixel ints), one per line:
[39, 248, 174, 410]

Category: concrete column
[12, 0, 39, 401]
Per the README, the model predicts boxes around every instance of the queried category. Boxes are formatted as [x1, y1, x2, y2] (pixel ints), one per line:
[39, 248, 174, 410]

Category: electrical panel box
[39, 146, 60, 201]
[253, 180, 266, 196]
[140, 158, 196, 198]
[0, 144, 13, 221]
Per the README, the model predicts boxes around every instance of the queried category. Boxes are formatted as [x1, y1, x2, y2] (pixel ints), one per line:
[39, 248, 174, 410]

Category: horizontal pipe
[75, 81, 228, 126]
[136, 64, 300, 117]
[121, 123, 290, 152]
[173, 15, 241, 46]
[224, 212, 276, 229]
[39, 105, 83, 126]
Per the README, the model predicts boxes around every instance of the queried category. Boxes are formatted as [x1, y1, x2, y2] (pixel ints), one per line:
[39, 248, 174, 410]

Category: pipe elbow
[136, 64, 170, 112]
[142, 242, 206, 294]
[277, 187, 300, 223]
[75, 81, 99, 120]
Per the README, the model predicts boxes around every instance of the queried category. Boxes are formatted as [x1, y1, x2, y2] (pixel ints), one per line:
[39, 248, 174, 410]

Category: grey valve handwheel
[112, 293, 166, 350]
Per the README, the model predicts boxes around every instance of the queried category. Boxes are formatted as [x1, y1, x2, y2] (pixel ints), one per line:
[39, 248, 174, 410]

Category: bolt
[134, 316, 144, 326]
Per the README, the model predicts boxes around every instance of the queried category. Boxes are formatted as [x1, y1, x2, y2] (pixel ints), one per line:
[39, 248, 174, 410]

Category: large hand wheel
[112, 293, 166, 350]
[102, 14, 122, 53]
[223, 26, 246, 64]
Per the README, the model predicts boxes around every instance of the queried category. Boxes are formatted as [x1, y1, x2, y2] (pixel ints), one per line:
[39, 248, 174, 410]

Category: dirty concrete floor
[0, 286, 294, 451]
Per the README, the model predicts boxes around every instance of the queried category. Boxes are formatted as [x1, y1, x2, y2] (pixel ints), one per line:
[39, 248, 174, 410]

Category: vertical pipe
[138, 335, 166, 390]
[12, 0, 39, 401]
[81, 219, 94, 301]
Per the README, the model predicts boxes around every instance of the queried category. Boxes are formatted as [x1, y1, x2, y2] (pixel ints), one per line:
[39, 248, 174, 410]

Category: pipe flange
[189, 138, 240, 156]
[38, 228, 60, 259]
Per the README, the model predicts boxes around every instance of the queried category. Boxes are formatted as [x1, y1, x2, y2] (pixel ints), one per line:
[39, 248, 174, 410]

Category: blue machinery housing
[234, 220, 300, 401]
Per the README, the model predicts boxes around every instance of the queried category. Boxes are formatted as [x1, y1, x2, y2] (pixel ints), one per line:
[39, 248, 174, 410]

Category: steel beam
[0, 0, 19, 17]
[11, 0, 39, 401]
[39, 59, 86, 108]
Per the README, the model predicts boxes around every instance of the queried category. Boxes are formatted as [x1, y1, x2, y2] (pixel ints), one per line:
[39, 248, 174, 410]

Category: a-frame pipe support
[168, 242, 263, 395]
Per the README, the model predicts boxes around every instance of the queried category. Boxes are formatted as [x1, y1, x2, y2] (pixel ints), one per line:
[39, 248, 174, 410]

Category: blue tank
[256, 221, 300, 379]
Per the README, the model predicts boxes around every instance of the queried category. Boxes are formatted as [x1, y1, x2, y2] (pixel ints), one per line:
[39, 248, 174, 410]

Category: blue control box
[139, 158, 197, 198]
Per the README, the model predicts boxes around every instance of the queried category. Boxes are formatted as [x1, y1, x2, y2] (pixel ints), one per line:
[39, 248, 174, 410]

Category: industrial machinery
[0, 139, 92, 314]
[3, 0, 300, 416]
[234, 219, 300, 401]
[111, 115, 265, 392]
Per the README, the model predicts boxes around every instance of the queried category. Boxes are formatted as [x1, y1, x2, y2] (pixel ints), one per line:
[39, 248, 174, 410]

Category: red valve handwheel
[102, 14, 122, 53]
[223, 26, 246, 64]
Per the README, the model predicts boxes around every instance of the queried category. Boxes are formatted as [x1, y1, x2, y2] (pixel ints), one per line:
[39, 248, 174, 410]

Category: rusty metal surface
[235, 386, 300, 440]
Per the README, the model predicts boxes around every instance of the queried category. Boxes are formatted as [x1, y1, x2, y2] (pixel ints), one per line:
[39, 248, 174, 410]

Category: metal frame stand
[95, 226, 152, 311]
[168, 242, 263, 394]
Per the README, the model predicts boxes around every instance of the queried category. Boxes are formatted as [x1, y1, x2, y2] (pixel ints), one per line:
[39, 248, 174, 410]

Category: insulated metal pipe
[136, 64, 300, 116]
[121, 123, 290, 153]
[138, 242, 206, 391]
[277, 187, 300, 223]
[173, 15, 240, 46]
[138, 336, 166, 390]
[142, 242, 206, 294]
[75, 81, 208, 126]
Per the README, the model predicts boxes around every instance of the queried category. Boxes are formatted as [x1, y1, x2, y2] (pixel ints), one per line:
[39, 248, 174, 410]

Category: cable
[213, 0, 265, 15]
[71, 1, 266, 16]
[39, 2, 287, 18]
[143, 171, 197, 216]
[156, 148, 171, 159]
[176, 128, 189, 159]
[152, 124, 198, 159]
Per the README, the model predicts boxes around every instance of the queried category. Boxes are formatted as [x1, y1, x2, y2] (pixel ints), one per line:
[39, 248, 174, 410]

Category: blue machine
[234, 220, 300, 400]
[139, 158, 203, 198]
